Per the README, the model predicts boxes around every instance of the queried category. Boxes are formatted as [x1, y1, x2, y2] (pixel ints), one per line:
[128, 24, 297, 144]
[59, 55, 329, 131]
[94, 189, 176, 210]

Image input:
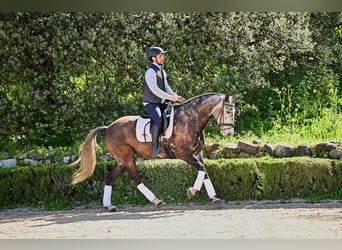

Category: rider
[143, 46, 183, 157]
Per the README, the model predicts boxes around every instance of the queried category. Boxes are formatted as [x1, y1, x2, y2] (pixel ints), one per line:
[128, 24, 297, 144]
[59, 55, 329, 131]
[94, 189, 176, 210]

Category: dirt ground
[0, 200, 341, 239]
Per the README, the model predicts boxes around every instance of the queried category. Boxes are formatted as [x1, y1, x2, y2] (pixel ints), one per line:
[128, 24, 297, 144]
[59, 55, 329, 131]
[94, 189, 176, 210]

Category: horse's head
[213, 94, 239, 137]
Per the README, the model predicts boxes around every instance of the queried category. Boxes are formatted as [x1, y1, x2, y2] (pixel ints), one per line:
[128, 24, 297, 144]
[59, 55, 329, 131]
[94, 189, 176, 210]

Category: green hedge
[0, 158, 341, 210]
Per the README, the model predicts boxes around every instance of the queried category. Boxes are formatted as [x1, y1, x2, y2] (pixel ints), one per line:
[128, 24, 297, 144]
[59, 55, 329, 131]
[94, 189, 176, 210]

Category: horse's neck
[198, 96, 222, 123]
[176, 94, 222, 129]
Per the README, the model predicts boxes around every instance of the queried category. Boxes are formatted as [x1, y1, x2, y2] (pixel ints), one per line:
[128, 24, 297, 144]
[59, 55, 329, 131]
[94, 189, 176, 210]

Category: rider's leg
[151, 124, 165, 157]
[144, 103, 165, 157]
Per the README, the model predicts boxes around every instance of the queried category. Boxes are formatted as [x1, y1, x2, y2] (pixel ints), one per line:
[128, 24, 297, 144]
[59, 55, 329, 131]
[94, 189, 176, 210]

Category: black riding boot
[151, 125, 166, 158]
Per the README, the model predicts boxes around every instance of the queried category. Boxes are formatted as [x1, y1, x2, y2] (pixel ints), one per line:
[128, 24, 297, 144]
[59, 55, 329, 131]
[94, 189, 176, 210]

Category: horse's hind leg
[103, 162, 125, 212]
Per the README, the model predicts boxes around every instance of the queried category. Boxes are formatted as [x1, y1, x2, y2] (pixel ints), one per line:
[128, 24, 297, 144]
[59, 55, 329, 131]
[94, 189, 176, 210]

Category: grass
[206, 111, 342, 147]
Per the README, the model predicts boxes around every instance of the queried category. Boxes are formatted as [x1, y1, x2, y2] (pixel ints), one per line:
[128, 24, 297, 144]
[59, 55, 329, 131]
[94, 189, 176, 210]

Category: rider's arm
[145, 68, 175, 101]
[162, 70, 177, 96]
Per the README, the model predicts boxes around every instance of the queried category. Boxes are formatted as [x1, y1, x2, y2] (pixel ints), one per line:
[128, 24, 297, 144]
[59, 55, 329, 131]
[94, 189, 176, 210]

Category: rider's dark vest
[143, 64, 166, 104]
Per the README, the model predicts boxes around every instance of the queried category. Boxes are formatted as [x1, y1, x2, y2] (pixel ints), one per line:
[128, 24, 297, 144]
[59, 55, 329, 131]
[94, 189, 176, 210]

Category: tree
[0, 12, 339, 149]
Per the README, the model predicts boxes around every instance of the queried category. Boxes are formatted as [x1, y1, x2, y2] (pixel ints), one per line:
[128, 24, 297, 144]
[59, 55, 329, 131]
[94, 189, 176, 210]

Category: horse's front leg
[186, 154, 222, 205]
[125, 162, 166, 208]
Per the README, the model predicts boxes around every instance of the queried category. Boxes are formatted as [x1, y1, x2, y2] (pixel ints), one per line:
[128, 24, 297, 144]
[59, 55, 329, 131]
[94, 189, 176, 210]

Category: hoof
[156, 201, 166, 208]
[152, 198, 166, 208]
[211, 197, 223, 206]
[105, 205, 118, 212]
[187, 187, 197, 199]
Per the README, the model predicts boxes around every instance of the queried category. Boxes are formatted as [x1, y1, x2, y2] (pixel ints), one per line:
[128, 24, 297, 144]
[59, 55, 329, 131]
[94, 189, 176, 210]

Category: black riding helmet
[147, 47, 167, 61]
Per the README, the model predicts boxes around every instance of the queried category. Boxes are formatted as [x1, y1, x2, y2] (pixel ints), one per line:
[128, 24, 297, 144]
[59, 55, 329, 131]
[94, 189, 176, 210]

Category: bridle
[218, 99, 235, 133]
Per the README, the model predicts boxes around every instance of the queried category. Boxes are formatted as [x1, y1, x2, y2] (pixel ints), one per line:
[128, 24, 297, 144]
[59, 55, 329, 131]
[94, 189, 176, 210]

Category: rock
[208, 150, 222, 160]
[23, 159, 40, 165]
[71, 155, 78, 162]
[296, 145, 312, 157]
[316, 142, 337, 151]
[43, 153, 55, 164]
[222, 143, 240, 158]
[100, 153, 113, 161]
[0, 159, 17, 168]
[329, 141, 341, 146]
[45, 153, 55, 160]
[274, 144, 294, 158]
[252, 139, 262, 145]
[63, 156, 71, 164]
[18, 153, 26, 161]
[204, 143, 221, 152]
[329, 150, 341, 159]
[238, 151, 254, 158]
[203, 143, 222, 158]
[238, 141, 258, 155]
[2, 152, 13, 160]
[30, 153, 43, 161]
[263, 143, 275, 156]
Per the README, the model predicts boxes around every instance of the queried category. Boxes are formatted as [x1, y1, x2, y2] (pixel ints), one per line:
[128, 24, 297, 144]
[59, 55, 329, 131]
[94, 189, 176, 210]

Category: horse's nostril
[226, 130, 234, 136]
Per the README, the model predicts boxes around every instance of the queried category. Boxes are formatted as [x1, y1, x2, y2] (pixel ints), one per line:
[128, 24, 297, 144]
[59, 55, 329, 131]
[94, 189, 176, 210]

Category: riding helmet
[147, 47, 167, 61]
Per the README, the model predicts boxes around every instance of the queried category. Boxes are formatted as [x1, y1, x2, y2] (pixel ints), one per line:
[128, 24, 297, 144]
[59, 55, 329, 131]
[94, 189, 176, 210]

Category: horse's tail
[70, 126, 108, 185]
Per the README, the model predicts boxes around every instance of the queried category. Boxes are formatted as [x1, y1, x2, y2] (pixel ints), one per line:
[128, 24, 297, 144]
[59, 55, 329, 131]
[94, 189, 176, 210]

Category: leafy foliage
[0, 158, 341, 210]
[0, 13, 341, 150]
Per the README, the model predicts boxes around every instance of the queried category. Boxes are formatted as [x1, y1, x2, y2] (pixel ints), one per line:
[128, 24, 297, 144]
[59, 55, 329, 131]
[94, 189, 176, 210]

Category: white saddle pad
[136, 106, 174, 142]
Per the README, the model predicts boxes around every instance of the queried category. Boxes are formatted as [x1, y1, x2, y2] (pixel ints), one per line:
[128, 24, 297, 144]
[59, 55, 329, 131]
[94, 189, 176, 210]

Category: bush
[0, 158, 341, 210]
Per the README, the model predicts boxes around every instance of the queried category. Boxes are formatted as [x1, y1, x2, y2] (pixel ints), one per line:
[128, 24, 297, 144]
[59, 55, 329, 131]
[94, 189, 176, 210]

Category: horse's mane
[174, 93, 223, 109]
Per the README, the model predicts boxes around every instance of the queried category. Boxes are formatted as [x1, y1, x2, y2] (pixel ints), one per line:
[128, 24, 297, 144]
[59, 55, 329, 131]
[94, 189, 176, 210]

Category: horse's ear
[225, 94, 240, 101]
[233, 94, 240, 101]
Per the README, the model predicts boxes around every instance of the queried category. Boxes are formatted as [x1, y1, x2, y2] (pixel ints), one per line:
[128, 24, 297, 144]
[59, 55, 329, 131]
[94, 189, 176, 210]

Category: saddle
[136, 105, 174, 143]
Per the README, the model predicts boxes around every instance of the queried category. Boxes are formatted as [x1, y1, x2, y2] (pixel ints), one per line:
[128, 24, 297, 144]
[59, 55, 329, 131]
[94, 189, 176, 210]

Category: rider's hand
[172, 95, 183, 103]
[177, 96, 184, 103]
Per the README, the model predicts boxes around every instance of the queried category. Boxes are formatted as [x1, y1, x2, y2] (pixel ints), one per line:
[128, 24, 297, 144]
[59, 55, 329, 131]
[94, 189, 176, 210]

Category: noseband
[218, 100, 235, 132]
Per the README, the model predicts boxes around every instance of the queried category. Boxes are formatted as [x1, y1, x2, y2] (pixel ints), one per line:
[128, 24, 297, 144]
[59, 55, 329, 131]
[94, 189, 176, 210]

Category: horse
[71, 93, 238, 212]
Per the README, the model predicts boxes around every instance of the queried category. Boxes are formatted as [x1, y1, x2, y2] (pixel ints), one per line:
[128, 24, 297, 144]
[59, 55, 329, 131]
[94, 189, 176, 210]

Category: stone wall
[203, 141, 341, 160]
[1, 141, 341, 169]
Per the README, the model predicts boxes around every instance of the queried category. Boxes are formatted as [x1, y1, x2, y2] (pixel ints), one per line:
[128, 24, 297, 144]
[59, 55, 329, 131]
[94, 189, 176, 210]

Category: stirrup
[152, 149, 166, 158]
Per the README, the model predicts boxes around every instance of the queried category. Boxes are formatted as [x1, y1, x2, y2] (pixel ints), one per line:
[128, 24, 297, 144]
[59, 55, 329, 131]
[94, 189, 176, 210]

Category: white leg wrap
[137, 183, 156, 202]
[103, 185, 112, 207]
[193, 171, 205, 191]
[204, 178, 216, 198]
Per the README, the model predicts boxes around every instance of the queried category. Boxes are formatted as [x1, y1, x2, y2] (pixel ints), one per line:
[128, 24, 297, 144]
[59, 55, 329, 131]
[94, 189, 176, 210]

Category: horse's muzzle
[221, 128, 234, 137]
